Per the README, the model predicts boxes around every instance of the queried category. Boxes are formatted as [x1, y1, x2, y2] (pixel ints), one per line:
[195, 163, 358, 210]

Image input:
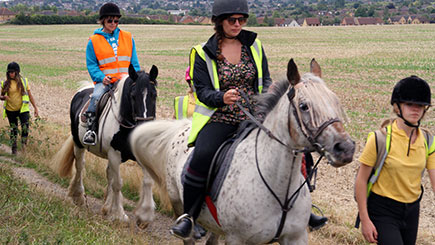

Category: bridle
[236, 86, 340, 243]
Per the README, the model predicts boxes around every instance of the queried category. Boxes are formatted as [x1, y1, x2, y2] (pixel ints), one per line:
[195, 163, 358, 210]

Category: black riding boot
[170, 182, 205, 240]
[309, 212, 328, 231]
[83, 112, 97, 145]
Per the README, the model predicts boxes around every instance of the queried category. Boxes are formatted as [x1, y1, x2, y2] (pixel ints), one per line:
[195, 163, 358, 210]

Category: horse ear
[129, 64, 138, 80]
[149, 65, 158, 81]
[287, 58, 300, 86]
[310, 58, 322, 78]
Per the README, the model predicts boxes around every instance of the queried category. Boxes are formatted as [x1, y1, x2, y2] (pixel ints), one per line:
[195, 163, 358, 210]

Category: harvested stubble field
[0, 24, 434, 244]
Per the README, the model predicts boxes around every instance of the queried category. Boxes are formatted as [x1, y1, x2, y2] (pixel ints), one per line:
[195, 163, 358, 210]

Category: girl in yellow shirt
[355, 76, 435, 245]
[0, 62, 39, 154]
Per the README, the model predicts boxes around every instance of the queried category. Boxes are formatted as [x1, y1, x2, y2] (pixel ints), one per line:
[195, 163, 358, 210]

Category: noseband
[236, 86, 340, 243]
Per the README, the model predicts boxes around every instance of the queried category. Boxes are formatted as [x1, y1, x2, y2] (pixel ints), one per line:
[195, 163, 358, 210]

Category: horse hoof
[136, 219, 150, 229]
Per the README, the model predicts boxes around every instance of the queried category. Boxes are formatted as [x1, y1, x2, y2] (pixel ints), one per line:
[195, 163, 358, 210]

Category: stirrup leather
[83, 130, 97, 146]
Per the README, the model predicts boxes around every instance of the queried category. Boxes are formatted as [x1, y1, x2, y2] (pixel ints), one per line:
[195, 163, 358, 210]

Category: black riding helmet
[7, 62, 20, 73]
[99, 2, 121, 20]
[212, 0, 249, 18]
[391, 75, 431, 106]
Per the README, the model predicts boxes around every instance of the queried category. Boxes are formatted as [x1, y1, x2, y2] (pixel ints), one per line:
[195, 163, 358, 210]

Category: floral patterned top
[210, 46, 257, 125]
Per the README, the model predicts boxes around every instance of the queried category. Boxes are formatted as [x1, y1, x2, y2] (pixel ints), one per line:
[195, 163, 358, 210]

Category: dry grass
[0, 24, 434, 244]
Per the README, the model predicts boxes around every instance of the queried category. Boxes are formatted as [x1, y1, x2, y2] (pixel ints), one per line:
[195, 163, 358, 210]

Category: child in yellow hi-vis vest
[355, 76, 435, 245]
[0, 62, 39, 154]
[173, 67, 196, 119]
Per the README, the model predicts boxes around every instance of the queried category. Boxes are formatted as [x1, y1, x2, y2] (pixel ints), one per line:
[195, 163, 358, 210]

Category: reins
[235, 87, 337, 243]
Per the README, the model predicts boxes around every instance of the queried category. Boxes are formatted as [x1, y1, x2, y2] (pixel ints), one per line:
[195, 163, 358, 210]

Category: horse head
[120, 64, 158, 128]
[286, 58, 354, 167]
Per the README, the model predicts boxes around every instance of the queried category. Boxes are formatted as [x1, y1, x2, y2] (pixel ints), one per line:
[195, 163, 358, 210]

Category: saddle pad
[181, 121, 258, 202]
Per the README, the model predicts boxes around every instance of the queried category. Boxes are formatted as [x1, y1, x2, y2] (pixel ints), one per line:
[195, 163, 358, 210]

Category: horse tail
[130, 119, 191, 210]
[52, 135, 75, 177]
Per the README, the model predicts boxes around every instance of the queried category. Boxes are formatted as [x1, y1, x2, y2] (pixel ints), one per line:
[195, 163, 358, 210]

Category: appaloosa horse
[130, 59, 354, 244]
[54, 64, 158, 226]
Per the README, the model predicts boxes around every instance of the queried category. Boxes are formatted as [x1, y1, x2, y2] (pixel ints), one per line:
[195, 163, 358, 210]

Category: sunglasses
[227, 17, 247, 25]
[107, 19, 119, 24]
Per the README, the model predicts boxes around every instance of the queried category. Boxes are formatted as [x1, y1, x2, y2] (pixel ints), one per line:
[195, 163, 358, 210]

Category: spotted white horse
[54, 64, 158, 227]
[130, 59, 355, 244]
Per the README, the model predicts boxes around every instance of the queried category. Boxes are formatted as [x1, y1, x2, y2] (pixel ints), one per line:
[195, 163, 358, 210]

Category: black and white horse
[54, 64, 158, 226]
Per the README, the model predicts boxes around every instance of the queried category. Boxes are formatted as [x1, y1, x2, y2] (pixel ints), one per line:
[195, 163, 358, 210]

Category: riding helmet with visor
[212, 0, 249, 18]
[7, 62, 20, 73]
[391, 75, 431, 106]
[99, 2, 121, 20]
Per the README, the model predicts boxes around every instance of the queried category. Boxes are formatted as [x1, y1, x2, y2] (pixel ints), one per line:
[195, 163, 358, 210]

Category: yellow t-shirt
[359, 121, 435, 203]
[5, 79, 29, 112]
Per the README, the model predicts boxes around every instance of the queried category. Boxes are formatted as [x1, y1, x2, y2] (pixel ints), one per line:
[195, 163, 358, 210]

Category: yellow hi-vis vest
[366, 124, 435, 197]
[187, 39, 264, 146]
[1, 78, 30, 119]
[174, 95, 189, 120]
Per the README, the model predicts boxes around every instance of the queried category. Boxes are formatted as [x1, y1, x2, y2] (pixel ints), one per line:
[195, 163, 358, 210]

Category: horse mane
[255, 78, 290, 120]
[255, 74, 346, 125]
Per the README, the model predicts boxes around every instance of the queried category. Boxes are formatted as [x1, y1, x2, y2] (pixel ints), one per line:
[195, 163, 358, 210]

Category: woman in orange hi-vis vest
[83, 2, 140, 145]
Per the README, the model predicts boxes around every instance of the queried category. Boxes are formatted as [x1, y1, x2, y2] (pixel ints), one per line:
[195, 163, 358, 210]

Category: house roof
[0, 8, 15, 16]
[304, 17, 320, 25]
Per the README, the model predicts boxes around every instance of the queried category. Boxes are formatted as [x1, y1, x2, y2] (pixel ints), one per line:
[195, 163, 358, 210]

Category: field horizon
[0, 23, 434, 244]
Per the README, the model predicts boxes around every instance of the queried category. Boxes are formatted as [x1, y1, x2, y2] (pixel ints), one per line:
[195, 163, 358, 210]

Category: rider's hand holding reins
[103, 75, 112, 85]
[223, 89, 240, 105]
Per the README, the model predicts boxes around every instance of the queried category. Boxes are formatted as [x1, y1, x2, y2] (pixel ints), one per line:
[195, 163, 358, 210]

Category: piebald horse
[130, 59, 354, 244]
[54, 64, 158, 226]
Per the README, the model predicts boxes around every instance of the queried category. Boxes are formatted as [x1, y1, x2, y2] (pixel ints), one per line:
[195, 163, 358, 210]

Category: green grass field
[0, 24, 434, 244]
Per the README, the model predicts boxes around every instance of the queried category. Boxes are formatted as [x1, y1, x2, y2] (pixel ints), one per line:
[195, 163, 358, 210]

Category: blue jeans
[87, 82, 113, 113]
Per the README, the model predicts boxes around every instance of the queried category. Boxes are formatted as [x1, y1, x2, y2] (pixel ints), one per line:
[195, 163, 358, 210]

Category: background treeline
[10, 13, 173, 25]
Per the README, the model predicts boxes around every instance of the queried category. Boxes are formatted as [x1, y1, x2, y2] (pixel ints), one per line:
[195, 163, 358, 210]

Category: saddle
[79, 84, 118, 125]
[181, 121, 258, 201]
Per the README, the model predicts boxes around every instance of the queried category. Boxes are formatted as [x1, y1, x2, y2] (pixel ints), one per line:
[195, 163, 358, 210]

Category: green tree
[247, 13, 258, 26]
[355, 6, 368, 17]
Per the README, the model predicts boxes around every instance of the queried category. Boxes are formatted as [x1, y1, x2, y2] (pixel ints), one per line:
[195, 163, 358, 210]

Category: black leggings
[367, 192, 420, 245]
[6, 110, 30, 145]
[183, 122, 238, 218]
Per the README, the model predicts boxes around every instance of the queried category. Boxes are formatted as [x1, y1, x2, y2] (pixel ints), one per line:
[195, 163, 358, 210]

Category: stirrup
[170, 214, 194, 240]
[83, 130, 97, 146]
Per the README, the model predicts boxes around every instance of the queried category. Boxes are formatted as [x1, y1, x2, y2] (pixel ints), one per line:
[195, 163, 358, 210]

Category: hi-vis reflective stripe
[194, 103, 215, 117]
[251, 39, 263, 93]
[367, 125, 392, 196]
[103, 68, 129, 75]
[175, 96, 189, 120]
[1, 77, 30, 119]
[428, 136, 435, 156]
[99, 57, 117, 65]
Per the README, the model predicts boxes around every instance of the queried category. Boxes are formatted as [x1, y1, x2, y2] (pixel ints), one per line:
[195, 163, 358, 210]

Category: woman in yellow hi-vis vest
[0, 62, 39, 154]
[170, 0, 272, 239]
[83, 2, 141, 145]
[355, 76, 435, 245]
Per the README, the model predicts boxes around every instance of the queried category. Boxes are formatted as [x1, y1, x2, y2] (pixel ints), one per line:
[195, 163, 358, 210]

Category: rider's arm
[191, 52, 225, 108]
[86, 39, 105, 83]
[130, 37, 141, 72]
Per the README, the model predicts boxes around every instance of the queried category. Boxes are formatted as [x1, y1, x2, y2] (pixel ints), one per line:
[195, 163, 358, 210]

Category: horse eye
[299, 103, 309, 112]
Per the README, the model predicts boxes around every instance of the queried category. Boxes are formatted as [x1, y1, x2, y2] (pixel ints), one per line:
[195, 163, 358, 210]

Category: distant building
[168, 9, 187, 16]
[0, 7, 15, 22]
[302, 17, 320, 26]
[355, 17, 383, 25]
[341, 17, 356, 26]
[388, 16, 407, 25]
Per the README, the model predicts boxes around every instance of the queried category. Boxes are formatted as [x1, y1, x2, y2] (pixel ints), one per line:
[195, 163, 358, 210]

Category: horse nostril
[333, 142, 344, 153]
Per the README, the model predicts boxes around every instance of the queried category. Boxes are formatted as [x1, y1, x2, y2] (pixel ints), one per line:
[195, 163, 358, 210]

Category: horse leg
[134, 165, 155, 229]
[68, 146, 86, 206]
[205, 233, 220, 245]
[278, 232, 308, 245]
[103, 148, 129, 222]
